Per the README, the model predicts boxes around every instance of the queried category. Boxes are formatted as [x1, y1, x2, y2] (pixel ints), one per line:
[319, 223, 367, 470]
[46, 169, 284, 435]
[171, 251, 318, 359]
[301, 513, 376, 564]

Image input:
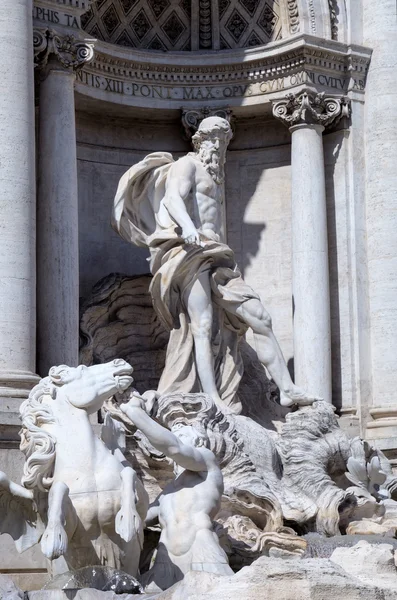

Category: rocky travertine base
[4, 542, 397, 600]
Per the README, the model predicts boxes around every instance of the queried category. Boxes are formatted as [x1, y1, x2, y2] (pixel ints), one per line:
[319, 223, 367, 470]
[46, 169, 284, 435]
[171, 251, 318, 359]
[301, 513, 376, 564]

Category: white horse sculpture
[0, 359, 148, 577]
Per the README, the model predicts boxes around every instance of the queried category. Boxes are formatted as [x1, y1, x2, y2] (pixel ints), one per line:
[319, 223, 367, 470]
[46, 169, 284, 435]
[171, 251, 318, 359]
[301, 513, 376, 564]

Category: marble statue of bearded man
[112, 117, 318, 414]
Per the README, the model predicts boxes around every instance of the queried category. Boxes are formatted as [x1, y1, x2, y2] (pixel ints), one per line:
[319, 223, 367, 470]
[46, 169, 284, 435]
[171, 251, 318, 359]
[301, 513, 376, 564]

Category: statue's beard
[198, 147, 224, 184]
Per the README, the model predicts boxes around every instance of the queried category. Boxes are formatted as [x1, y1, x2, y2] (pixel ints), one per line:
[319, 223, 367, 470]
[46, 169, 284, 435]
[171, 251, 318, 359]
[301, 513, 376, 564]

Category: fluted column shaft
[290, 122, 331, 401]
[0, 0, 39, 407]
[273, 92, 350, 403]
[35, 30, 94, 375]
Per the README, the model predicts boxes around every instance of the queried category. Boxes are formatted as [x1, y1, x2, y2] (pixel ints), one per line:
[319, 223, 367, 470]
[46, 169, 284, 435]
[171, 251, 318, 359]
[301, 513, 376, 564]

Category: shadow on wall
[324, 128, 345, 412]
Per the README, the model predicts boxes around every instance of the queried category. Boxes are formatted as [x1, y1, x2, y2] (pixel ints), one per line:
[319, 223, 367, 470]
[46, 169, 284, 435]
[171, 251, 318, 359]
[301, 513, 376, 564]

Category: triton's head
[171, 422, 208, 448]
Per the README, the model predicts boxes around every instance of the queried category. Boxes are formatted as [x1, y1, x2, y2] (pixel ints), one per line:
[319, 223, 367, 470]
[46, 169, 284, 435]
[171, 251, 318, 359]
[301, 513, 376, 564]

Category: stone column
[273, 92, 350, 403]
[362, 0, 397, 453]
[34, 29, 94, 376]
[0, 0, 40, 417]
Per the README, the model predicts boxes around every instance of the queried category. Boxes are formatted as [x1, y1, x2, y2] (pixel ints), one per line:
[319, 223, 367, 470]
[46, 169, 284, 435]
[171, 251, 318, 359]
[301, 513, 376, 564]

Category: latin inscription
[76, 69, 365, 101]
[33, 7, 79, 28]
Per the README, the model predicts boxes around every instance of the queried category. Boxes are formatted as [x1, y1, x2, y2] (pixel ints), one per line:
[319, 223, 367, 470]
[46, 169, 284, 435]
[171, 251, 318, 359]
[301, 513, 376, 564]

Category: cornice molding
[87, 35, 370, 78]
[71, 34, 370, 110]
[32, 17, 371, 111]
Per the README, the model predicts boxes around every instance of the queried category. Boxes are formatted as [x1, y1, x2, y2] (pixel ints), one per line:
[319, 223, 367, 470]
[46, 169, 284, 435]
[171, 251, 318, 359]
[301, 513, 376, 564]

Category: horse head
[19, 359, 134, 492]
[47, 359, 134, 414]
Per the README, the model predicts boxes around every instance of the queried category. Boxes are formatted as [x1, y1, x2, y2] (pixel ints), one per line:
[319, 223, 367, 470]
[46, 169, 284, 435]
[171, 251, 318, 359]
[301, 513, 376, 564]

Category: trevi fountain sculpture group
[2, 117, 397, 598]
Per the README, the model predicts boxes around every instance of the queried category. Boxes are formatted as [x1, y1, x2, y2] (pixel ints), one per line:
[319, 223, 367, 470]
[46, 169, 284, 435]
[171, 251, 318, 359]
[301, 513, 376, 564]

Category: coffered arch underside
[81, 0, 345, 52]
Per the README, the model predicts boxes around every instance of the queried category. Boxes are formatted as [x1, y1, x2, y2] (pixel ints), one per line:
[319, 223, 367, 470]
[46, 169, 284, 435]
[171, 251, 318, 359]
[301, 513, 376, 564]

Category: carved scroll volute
[34, 27, 95, 73]
[181, 106, 233, 139]
[272, 91, 351, 129]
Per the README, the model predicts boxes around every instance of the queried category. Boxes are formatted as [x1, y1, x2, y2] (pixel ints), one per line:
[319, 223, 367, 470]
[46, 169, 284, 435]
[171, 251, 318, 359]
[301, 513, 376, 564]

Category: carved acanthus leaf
[272, 91, 350, 129]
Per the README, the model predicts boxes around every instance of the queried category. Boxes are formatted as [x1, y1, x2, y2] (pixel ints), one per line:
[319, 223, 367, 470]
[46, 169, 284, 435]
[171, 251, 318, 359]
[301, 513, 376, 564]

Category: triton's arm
[163, 157, 201, 245]
[120, 396, 207, 472]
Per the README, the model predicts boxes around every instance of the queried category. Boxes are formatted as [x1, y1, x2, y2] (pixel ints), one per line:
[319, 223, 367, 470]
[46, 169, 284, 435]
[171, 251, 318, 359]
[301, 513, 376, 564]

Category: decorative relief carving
[81, 0, 283, 51]
[181, 106, 233, 138]
[308, 0, 316, 33]
[219, 0, 281, 49]
[81, 0, 191, 50]
[34, 28, 94, 72]
[328, 0, 338, 40]
[148, 0, 170, 19]
[272, 91, 351, 129]
[131, 9, 151, 40]
[257, 3, 278, 37]
[226, 9, 248, 43]
[199, 0, 212, 49]
[162, 10, 186, 45]
[87, 44, 367, 85]
[286, 0, 299, 34]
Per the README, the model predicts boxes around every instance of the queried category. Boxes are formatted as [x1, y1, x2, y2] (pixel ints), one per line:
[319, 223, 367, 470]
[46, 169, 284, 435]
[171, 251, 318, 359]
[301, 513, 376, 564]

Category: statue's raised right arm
[163, 157, 201, 245]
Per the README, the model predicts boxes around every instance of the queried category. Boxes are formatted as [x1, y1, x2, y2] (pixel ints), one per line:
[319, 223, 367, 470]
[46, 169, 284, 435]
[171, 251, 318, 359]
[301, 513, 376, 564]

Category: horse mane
[19, 366, 70, 492]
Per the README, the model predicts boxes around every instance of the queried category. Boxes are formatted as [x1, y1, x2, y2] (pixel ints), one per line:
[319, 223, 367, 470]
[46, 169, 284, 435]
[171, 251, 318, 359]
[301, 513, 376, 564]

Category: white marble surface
[290, 123, 332, 403]
[0, 0, 38, 405]
[363, 0, 397, 438]
[121, 394, 233, 591]
[37, 69, 80, 376]
[0, 360, 148, 577]
[112, 116, 318, 411]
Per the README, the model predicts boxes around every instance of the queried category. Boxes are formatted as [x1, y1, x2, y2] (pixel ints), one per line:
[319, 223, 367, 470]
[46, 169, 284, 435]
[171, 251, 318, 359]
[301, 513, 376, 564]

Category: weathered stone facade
[0, 0, 396, 590]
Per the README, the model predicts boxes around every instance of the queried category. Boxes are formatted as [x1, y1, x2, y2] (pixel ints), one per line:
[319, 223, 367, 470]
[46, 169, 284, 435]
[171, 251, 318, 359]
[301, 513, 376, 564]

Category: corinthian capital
[34, 28, 94, 73]
[272, 92, 350, 129]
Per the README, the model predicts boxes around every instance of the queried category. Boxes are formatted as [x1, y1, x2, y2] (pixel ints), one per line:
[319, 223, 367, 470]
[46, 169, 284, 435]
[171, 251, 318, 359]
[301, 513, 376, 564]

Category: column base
[338, 407, 360, 438]
[0, 370, 40, 443]
[365, 407, 397, 464]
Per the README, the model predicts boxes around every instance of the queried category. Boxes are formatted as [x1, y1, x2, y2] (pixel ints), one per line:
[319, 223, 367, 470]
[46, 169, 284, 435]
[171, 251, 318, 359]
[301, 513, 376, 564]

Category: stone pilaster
[34, 28, 94, 376]
[272, 91, 350, 404]
[362, 0, 397, 459]
[0, 0, 40, 433]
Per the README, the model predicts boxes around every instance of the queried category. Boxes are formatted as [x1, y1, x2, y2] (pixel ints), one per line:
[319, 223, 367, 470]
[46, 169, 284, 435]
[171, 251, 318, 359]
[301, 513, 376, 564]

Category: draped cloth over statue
[112, 152, 260, 412]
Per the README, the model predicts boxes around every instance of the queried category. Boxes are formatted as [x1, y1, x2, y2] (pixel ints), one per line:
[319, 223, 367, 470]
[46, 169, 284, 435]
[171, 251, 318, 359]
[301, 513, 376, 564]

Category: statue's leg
[184, 271, 223, 407]
[115, 466, 145, 548]
[41, 481, 72, 560]
[233, 299, 320, 407]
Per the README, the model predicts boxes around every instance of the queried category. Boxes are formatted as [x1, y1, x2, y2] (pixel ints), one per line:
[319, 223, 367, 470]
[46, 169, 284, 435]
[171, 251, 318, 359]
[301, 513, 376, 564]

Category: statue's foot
[280, 386, 322, 408]
[115, 505, 143, 546]
[41, 520, 68, 560]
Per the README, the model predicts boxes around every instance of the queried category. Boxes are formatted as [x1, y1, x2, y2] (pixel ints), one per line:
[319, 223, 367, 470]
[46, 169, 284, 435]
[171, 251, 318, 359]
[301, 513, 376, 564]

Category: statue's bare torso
[167, 155, 222, 241]
[157, 450, 223, 557]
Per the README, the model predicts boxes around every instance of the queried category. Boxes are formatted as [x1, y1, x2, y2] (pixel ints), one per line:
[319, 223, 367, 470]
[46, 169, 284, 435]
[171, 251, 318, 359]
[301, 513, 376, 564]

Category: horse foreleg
[41, 481, 70, 560]
[115, 466, 144, 548]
